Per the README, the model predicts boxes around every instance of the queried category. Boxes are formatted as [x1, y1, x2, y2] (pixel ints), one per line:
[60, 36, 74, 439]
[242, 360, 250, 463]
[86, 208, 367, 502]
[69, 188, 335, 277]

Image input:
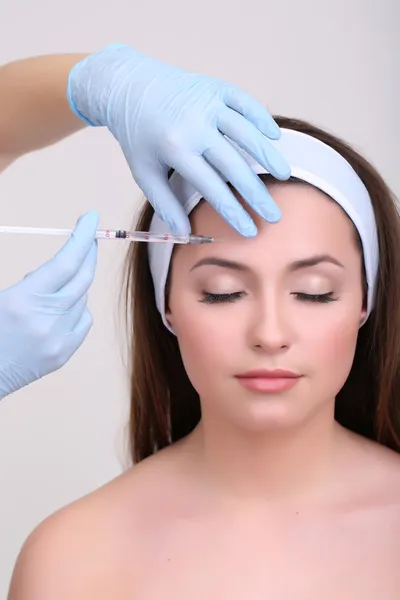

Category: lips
[236, 369, 300, 379]
[235, 369, 302, 393]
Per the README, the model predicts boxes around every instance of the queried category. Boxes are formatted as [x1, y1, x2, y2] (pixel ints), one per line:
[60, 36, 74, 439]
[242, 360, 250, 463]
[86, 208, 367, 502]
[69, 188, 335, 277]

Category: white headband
[148, 129, 379, 333]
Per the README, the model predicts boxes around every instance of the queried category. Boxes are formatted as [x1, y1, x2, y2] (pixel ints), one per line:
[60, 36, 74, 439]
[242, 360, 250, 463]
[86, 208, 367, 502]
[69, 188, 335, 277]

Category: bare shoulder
[0, 153, 17, 174]
[343, 428, 400, 507]
[8, 443, 190, 600]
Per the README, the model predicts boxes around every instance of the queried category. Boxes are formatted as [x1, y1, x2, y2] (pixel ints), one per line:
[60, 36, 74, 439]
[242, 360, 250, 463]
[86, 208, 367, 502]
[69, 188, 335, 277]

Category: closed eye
[200, 291, 338, 304]
[200, 291, 245, 304]
[293, 292, 338, 303]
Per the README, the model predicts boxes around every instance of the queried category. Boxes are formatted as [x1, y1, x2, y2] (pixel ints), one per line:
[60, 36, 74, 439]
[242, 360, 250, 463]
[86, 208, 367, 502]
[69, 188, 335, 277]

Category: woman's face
[166, 181, 366, 431]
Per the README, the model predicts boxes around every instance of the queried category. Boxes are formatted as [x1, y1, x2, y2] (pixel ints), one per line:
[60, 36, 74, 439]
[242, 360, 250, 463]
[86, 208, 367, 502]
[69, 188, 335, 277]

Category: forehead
[169, 181, 362, 277]
[188, 181, 358, 257]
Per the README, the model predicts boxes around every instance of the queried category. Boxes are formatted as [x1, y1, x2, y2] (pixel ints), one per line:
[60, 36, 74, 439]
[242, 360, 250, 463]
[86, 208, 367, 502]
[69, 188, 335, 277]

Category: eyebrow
[190, 254, 345, 273]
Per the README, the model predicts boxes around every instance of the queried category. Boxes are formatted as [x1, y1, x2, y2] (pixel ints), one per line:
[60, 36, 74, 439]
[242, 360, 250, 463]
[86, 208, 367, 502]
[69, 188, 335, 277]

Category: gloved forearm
[0, 54, 88, 165]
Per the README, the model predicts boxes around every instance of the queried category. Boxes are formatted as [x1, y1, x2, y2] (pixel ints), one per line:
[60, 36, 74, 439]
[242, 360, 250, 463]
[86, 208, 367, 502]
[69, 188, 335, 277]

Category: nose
[248, 293, 292, 353]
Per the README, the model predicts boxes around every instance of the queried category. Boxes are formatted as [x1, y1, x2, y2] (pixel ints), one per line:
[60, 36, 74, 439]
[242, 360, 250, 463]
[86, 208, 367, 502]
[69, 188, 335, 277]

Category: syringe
[0, 226, 214, 245]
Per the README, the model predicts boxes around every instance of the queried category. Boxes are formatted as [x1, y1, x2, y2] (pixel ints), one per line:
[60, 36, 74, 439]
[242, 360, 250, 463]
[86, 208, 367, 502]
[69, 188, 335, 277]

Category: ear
[165, 299, 175, 332]
[165, 306, 174, 330]
[359, 297, 368, 327]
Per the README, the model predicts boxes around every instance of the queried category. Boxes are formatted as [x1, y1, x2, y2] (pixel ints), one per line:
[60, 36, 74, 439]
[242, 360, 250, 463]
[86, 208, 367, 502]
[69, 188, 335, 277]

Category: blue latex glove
[0, 211, 99, 400]
[68, 44, 291, 237]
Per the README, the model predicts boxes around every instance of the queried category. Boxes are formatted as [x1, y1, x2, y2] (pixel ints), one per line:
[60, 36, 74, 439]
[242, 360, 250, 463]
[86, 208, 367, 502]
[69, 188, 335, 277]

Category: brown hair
[123, 116, 400, 465]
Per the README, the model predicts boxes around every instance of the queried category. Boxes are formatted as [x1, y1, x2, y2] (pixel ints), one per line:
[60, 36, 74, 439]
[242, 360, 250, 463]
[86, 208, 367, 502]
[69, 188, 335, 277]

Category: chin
[229, 394, 310, 433]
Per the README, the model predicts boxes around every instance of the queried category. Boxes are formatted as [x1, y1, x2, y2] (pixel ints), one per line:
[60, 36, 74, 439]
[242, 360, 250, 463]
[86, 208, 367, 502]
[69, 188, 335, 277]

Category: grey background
[0, 0, 398, 594]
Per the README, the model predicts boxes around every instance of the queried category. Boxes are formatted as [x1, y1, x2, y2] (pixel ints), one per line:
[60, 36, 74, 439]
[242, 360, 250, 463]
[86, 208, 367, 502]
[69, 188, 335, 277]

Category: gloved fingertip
[254, 197, 282, 224]
[252, 110, 282, 140]
[267, 211, 282, 224]
[85, 209, 100, 224]
[269, 129, 281, 141]
[74, 211, 100, 234]
[236, 220, 258, 238]
[268, 121, 282, 140]
[274, 164, 292, 181]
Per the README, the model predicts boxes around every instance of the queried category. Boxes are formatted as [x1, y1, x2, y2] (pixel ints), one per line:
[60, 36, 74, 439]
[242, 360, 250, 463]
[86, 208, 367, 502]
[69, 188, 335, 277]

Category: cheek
[305, 312, 360, 384]
[175, 321, 225, 394]
[168, 296, 238, 390]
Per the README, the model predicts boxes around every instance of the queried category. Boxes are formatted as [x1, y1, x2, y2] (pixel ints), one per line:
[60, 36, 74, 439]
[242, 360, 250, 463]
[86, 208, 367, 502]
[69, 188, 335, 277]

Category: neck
[190, 400, 346, 507]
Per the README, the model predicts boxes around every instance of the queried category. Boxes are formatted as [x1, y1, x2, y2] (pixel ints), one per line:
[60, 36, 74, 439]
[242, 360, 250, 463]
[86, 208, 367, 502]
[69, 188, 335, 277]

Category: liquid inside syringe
[101, 230, 214, 244]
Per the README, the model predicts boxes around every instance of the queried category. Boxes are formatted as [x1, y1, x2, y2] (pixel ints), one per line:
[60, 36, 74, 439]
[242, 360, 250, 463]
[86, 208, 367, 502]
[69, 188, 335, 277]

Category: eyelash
[200, 292, 338, 304]
[201, 292, 245, 304]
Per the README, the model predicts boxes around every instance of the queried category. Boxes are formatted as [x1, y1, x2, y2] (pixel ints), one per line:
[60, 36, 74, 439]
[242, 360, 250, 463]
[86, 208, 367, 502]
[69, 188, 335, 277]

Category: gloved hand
[0, 211, 99, 400]
[68, 44, 291, 237]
